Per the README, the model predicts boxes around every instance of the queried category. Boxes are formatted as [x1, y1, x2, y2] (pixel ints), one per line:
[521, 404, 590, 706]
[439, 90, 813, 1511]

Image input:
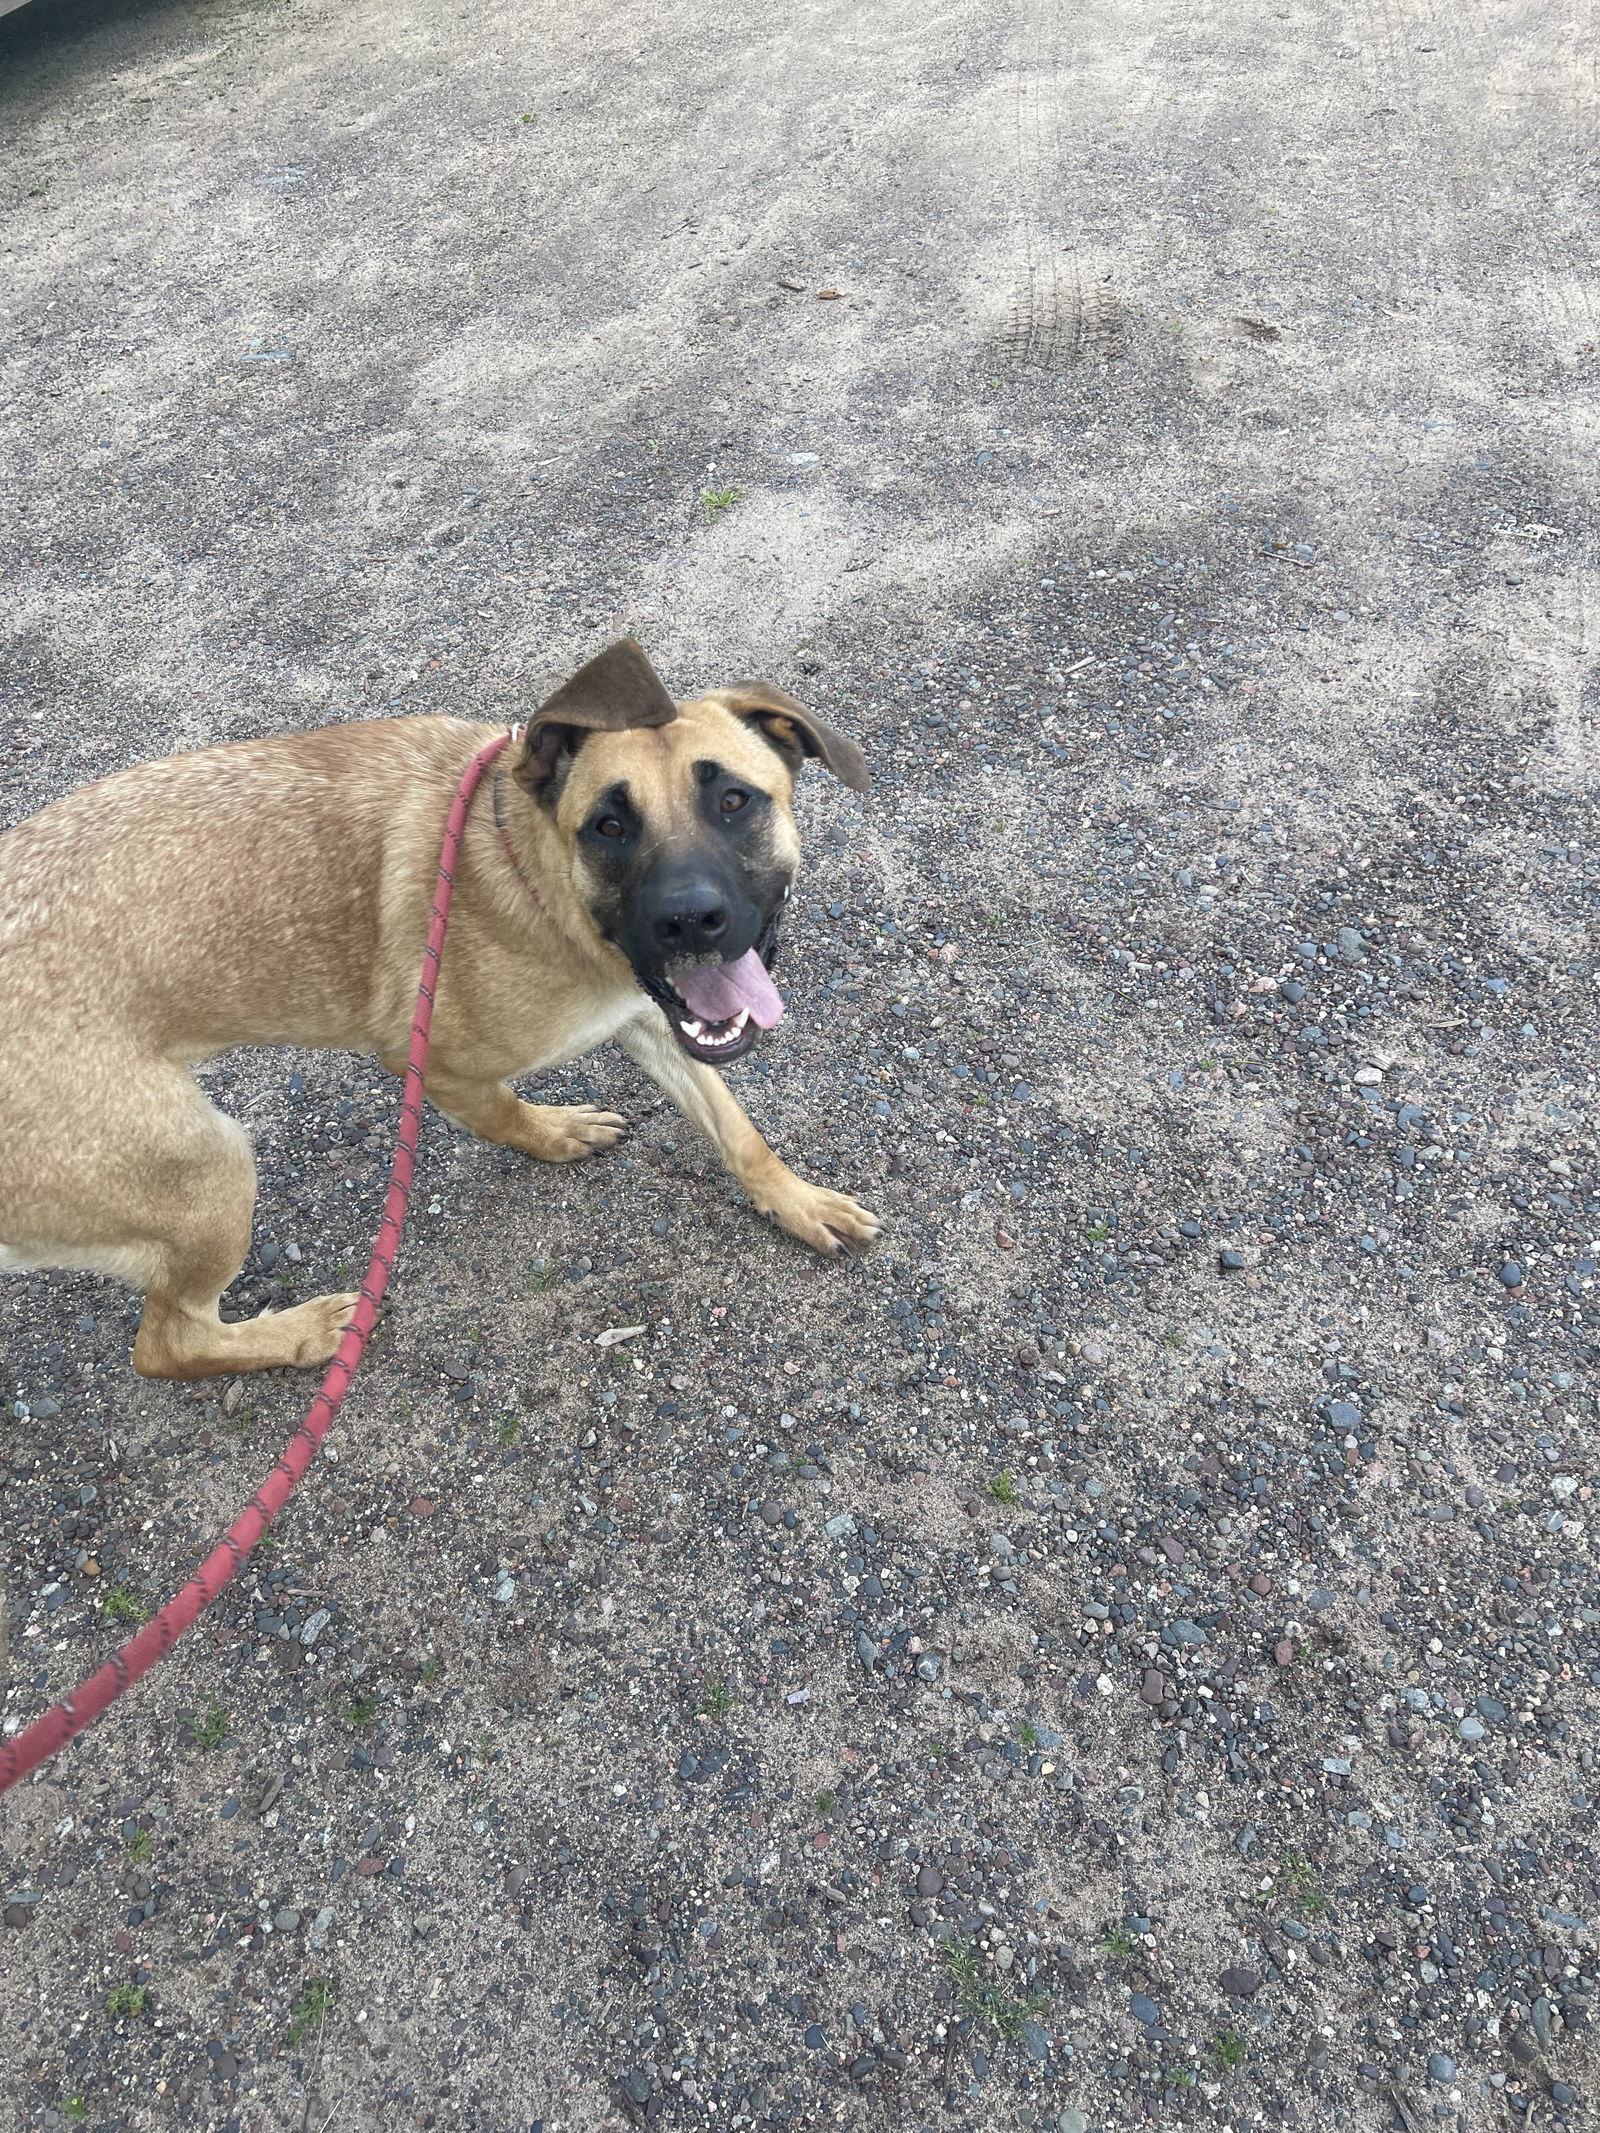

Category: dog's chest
[527, 994, 640, 1072]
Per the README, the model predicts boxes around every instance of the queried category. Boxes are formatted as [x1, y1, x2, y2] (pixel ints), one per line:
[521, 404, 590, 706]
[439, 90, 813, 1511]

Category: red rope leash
[0, 730, 513, 1794]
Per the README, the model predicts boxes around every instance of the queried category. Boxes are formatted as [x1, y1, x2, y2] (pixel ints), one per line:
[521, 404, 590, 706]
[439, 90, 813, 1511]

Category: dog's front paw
[519, 1102, 628, 1162]
[757, 1176, 883, 1257]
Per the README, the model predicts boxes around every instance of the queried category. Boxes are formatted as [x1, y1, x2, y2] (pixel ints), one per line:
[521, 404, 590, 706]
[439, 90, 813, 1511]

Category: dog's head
[513, 639, 868, 1064]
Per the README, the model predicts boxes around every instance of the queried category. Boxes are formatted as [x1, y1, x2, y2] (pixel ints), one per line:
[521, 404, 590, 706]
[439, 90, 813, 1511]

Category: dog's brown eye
[597, 816, 625, 839]
[720, 790, 749, 815]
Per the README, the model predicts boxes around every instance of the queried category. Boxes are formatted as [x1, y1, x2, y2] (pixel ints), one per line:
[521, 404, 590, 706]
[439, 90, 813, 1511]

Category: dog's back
[0, 718, 487, 1060]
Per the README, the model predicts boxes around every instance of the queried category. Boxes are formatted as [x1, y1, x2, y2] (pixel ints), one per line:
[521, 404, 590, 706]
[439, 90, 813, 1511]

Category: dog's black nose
[653, 881, 730, 953]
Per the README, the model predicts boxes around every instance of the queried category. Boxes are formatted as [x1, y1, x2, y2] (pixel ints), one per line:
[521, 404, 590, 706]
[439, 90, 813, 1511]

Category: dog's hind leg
[34, 1067, 362, 1382]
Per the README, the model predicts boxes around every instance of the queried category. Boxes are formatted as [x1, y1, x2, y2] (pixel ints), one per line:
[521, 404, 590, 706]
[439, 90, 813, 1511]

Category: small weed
[814, 1790, 837, 1817]
[288, 1978, 336, 2046]
[1209, 2028, 1246, 2075]
[519, 112, 534, 123]
[1277, 1849, 1330, 1918]
[1016, 1719, 1041, 1750]
[985, 1470, 1022, 1508]
[1097, 1927, 1138, 1961]
[1161, 1327, 1184, 1348]
[185, 1696, 230, 1752]
[696, 1679, 735, 1719]
[331, 1694, 379, 1728]
[61, 2104, 87, 2125]
[1170, 2068, 1196, 2090]
[944, 1943, 1049, 2042]
[1197, 1057, 1218, 1072]
[497, 1415, 522, 1447]
[125, 1828, 153, 1865]
[274, 1270, 296, 1293]
[926, 1739, 949, 1762]
[525, 1258, 558, 1294]
[700, 484, 743, 524]
[106, 1985, 147, 2019]
[417, 1654, 443, 1684]
[1084, 1219, 1110, 1243]
[102, 1588, 147, 1625]
[332, 1261, 353, 1284]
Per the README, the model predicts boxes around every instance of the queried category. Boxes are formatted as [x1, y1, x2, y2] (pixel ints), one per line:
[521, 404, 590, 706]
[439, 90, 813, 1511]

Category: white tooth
[734, 1008, 751, 1029]
[682, 1019, 703, 1039]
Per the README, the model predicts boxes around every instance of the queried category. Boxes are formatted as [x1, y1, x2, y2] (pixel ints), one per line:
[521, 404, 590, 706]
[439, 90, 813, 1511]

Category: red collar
[491, 769, 542, 910]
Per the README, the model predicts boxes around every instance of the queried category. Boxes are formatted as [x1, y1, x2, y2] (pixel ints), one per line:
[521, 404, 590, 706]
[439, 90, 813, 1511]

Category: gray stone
[1427, 2053, 1455, 2083]
[1219, 1965, 1260, 1997]
[1058, 2112, 1088, 2133]
[1163, 1618, 1207, 1648]
[1130, 1991, 1160, 2025]
[917, 1863, 943, 1897]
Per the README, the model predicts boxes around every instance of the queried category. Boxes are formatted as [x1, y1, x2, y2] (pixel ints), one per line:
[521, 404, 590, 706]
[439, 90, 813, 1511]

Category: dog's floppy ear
[717, 680, 870, 793]
[515, 638, 679, 797]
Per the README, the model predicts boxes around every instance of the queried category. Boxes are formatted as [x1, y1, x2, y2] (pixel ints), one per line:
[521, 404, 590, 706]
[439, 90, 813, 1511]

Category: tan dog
[0, 640, 881, 1381]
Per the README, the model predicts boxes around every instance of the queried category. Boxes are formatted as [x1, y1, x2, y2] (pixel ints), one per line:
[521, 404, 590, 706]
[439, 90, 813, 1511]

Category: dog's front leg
[617, 1013, 881, 1256]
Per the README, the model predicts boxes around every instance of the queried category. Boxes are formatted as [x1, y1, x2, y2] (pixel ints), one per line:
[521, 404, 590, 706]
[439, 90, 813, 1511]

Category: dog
[0, 640, 882, 1381]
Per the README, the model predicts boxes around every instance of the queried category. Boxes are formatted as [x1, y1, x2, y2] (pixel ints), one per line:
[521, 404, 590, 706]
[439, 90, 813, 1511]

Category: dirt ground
[2, 0, 1597, 2129]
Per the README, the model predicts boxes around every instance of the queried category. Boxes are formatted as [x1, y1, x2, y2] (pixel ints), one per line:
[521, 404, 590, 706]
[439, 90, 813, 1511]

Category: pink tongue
[676, 950, 785, 1029]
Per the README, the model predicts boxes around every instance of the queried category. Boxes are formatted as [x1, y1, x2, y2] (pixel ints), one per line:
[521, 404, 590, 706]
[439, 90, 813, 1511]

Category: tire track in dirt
[989, 0, 1119, 372]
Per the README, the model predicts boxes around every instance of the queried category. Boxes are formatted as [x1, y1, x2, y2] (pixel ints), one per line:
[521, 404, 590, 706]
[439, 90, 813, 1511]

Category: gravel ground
[2, 1, 1597, 2130]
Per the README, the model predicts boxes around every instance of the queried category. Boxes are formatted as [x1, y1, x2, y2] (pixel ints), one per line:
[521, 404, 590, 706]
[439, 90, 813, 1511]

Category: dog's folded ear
[516, 639, 679, 797]
[716, 681, 870, 792]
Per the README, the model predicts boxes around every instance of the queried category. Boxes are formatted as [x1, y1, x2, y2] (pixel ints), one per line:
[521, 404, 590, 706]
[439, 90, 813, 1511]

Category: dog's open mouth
[644, 935, 784, 1064]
